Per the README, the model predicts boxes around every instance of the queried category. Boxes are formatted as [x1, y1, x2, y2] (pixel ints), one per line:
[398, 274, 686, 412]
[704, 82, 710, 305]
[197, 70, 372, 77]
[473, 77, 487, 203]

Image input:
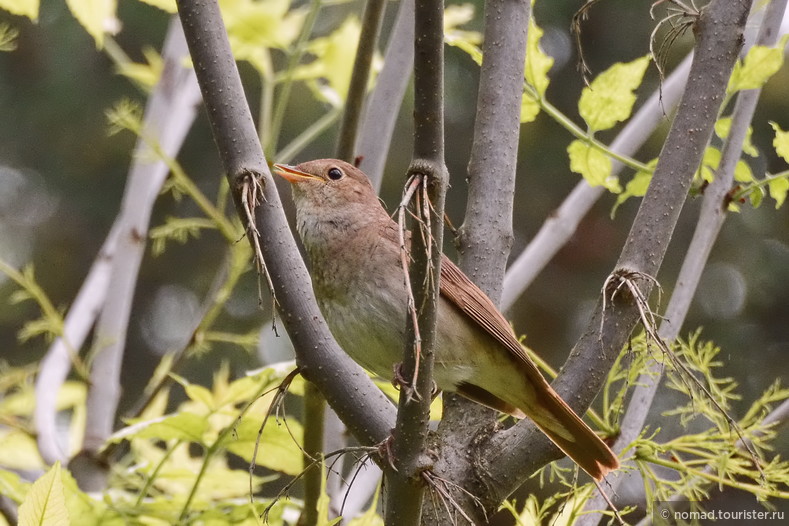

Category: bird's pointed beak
[272, 163, 322, 184]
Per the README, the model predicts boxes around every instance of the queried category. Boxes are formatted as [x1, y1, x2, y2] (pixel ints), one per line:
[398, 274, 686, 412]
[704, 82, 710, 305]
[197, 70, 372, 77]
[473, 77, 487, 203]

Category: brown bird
[274, 159, 619, 480]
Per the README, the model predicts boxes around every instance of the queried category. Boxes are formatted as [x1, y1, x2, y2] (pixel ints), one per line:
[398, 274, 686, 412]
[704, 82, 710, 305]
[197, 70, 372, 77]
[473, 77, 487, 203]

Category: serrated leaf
[225, 417, 303, 475]
[770, 121, 789, 163]
[749, 186, 764, 208]
[115, 47, 163, 89]
[18, 462, 69, 526]
[520, 96, 540, 123]
[768, 177, 789, 208]
[612, 159, 656, 216]
[65, 0, 118, 49]
[699, 147, 720, 183]
[0, 468, 28, 503]
[728, 34, 789, 92]
[109, 412, 208, 444]
[579, 56, 649, 132]
[292, 17, 362, 106]
[567, 140, 620, 192]
[0, 0, 38, 20]
[714, 117, 758, 157]
[524, 19, 553, 99]
[734, 159, 753, 183]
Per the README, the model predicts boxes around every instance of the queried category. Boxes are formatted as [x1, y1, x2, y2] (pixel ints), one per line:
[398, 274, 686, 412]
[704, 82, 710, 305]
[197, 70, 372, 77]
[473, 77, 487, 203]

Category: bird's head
[273, 159, 388, 251]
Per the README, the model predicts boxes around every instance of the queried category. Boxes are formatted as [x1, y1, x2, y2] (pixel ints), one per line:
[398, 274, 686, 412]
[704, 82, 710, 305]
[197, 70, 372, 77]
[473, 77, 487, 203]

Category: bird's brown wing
[438, 256, 549, 387]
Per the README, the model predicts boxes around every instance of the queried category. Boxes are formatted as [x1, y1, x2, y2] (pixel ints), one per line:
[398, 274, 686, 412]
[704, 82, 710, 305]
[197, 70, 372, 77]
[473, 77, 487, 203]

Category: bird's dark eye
[327, 167, 343, 180]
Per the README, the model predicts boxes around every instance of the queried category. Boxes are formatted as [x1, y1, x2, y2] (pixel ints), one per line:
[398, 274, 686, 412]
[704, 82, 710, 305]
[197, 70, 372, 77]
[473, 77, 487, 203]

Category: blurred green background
[0, 0, 787, 510]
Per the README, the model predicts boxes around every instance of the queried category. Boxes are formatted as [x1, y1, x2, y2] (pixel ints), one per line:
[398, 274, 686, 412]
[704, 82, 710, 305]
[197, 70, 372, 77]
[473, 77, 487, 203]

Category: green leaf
[443, 4, 482, 64]
[524, 19, 553, 100]
[18, 462, 69, 526]
[734, 159, 753, 183]
[65, 0, 118, 48]
[0, 468, 28, 503]
[770, 121, 789, 163]
[108, 412, 209, 444]
[728, 34, 789, 92]
[0, 0, 38, 20]
[115, 47, 164, 90]
[567, 140, 620, 192]
[292, 17, 363, 107]
[0, 22, 18, 52]
[698, 147, 720, 183]
[612, 158, 657, 216]
[225, 417, 304, 475]
[749, 186, 764, 208]
[768, 177, 789, 208]
[578, 56, 649, 132]
[714, 117, 758, 157]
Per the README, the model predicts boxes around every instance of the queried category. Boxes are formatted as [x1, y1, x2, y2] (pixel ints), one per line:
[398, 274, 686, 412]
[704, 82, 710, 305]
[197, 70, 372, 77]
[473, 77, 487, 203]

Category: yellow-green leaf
[734, 159, 753, 183]
[698, 147, 720, 183]
[524, 19, 553, 99]
[444, 3, 482, 61]
[728, 34, 789, 92]
[65, 0, 118, 49]
[749, 186, 764, 208]
[115, 47, 163, 89]
[108, 412, 208, 444]
[579, 56, 649, 132]
[0, 468, 27, 503]
[225, 417, 304, 475]
[0, 0, 38, 20]
[567, 140, 620, 192]
[770, 121, 789, 163]
[768, 177, 789, 208]
[714, 117, 758, 157]
[18, 462, 69, 526]
[613, 158, 656, 216]
[292, 17, 363, 106]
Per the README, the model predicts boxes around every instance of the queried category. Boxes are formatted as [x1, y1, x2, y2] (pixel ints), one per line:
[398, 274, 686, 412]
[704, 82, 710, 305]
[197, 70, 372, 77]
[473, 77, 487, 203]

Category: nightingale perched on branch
[274, 159, 619, 480]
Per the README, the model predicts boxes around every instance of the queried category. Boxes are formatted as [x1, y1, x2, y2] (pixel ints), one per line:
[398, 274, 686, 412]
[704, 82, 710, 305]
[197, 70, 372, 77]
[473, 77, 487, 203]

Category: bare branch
[175, 0, 394, 452]
[578, 1, 789, 521]
[384, 0, 448, 520]
[357, 0, 415, 190]
[335, 0, 388, 162]
[483, 0, 753, 499]
[501, 53, 692, 310]
[76, 18, 201, 489]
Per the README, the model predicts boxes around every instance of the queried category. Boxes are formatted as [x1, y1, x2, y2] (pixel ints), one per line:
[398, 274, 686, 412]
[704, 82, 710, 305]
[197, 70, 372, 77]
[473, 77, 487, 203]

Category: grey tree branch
[501, 53, 692, 311]
[175, 0, 395, 451]
[481, 0, 753, 501]
[357, 0, 415, 190]
[335, 0, 388, 162]
[77, 18, 201, 489]
[384, 0, 447, 521]
[426, 1, 531, 523]
[578, 2, 789, 521]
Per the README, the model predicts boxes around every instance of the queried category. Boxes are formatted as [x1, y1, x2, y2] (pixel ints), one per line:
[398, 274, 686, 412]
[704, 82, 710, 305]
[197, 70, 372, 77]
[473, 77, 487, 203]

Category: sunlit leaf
[768, 177, 789, 208]
[0, 0, 38, 20]
[115, 47, 164, 89]
[18, 462, 69, 526]
[579, 56, 649, 132]
[613, 158, 657, 216]
[0, 429, 44, 471]
[292, 17, 362, 106]
[108, 412, 208, 444]
[770, 121, 789, 163]
[567, 140, 620, 192]
[714, 117, 758, 157]
[524, 18, 553, 99]
[225, 417, 303, 475]
[0, 468, 28, 503]
[728, 34, 789, 92]
[733, 159, 753, 183]
[749, 186, 764, 208]
[444, 3, 482, 63]
[65, 0, 119, 48]
[0, 22, 20, 51]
